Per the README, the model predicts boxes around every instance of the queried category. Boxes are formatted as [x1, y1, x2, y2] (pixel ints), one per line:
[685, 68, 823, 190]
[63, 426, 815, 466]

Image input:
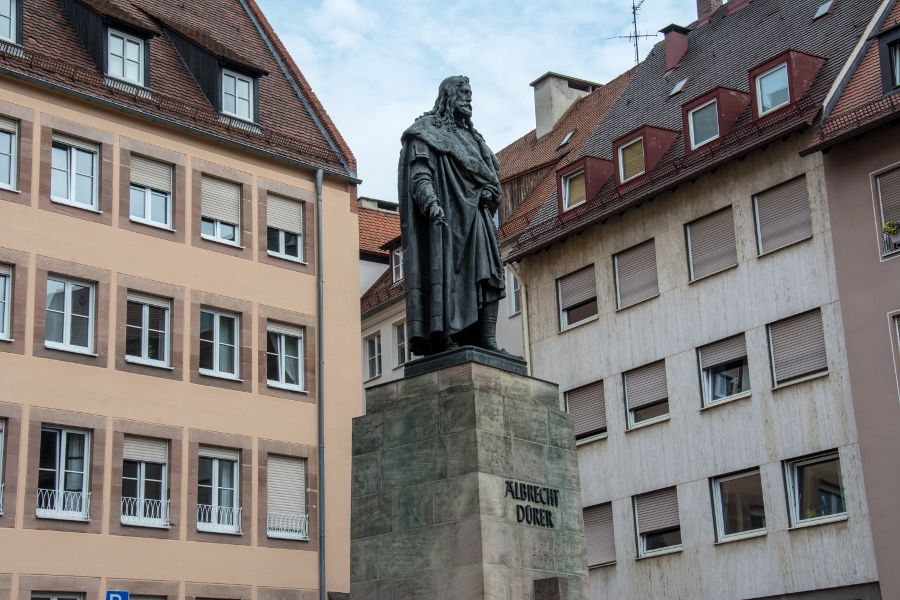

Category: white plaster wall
[519, 132, 877, 599]
[360, 259, 387, 294]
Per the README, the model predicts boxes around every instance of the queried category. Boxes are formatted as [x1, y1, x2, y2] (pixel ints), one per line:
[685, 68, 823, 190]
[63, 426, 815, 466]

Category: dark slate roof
[505, 0, 883, 261]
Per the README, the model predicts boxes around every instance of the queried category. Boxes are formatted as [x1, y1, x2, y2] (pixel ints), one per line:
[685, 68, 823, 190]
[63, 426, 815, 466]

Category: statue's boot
[478, 301, 503, 353]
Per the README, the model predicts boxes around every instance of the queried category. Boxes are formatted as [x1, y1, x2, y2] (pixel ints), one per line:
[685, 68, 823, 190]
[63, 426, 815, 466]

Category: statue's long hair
[423, 75, 498, 172]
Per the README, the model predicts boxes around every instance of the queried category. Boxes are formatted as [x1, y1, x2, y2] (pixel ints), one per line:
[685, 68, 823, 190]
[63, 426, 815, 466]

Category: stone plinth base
[350, 361, 587, 600]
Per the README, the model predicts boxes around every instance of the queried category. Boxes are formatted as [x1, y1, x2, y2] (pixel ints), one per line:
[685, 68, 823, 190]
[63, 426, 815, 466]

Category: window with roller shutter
[565, 381, 606, 442]
[753, 176, 812, 255]
[200, 175, 241, 245]
[614, 240, 658, 309]
[584, 503, 615, 567]
[121, 435, 169, 527]
[624, 360, 668, 427]
[557, 266, 597, 329]
[267, 455, 308, 540]
[129, 155, 173, 229]
[634, 487, 681, 556]
[767, 309, 827, 386]
[686, 207, 737, 281]
[876, 166, 900, 256]
[266, 193, 304, 262]
[698, 333, 750, 406]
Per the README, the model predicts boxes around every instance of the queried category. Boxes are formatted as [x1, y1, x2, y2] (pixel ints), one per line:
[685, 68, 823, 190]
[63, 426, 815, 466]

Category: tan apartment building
[501, 0, 887, 598]
[0, 0, 359, 599]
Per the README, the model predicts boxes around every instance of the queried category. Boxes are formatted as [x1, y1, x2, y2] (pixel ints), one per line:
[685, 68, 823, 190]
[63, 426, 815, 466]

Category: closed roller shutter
[699, 334, 746, 369]
[130, 155, 172, 193]
[584, 503, 615, 566]
[769, 309, 827, 384]
[566, 381, 606, 438]
[267, 455, 306, 515]
[558, 266, 596, 311]
[201, 175, 241, 225]
[267, 194, 304, 235]
[52, 133, 99, 153]
[636, 487, 679, 534]
[123, 436, 168, 464]
[755, 176, 811, 254]
[624, 360, 667, 410]
[878, 167, 900, 225]
[0, 116, 17, 132]
[615, 240, 658, 308]
[688, 207, 737, 280]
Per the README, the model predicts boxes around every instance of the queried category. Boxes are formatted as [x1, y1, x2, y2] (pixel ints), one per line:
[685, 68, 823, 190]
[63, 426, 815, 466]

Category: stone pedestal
[350, 358, 587, 600]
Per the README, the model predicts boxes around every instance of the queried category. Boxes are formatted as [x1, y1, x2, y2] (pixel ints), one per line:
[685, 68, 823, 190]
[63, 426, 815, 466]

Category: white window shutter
[199, 446, 240, 461]
[130, 155, 172, 193]
[123, 436, 168, 464]
[636, 487, 679, 534]
[0, 116, 17, 132]
[201, 176, 241, 225]
[267, 455, 306, 515]
[52, 133, 99, 153]
[267, 194, 304, 235]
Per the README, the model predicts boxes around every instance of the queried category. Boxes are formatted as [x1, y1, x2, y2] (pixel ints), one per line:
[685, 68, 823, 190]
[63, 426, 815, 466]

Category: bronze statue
[398, 75, 506, 356]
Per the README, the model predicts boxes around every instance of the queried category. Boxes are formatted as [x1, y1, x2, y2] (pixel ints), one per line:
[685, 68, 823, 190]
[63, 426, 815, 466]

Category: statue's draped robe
[398, 115, 505, 355]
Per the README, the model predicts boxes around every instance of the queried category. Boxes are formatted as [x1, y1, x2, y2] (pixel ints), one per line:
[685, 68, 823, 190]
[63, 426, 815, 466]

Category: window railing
[36, 489, 91, 521]
[267, 511, 309, 540]
[121, 497, 170, 528]
[883, 231, 900, 256]
[196, 504, 242, 534]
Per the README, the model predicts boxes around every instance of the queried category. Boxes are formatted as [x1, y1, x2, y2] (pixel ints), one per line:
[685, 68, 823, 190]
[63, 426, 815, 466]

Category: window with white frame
[712, 469, 766, 540]
[121, 436, 169, 528]
[200, 175, 241, 246]
[365, 333, 382, 380]
[508, 268, 521, 315]
[877, 166, 900, 256]
[266, 194, 304, 262]
[394, 321, 408, 366]
[129, 155, 173, 229]
[222, 69, 254, 121]
[756, 63, 790, 115]
[45, 276, 95, 354]
[199, 308, 239, 378]
[785, 451, 846, 525]
[107, 29, 145, 86]
[0, 264, 10, 340]
[689, 98, 720, 149]
[767, 309, 827, 386]
[391, 248, 404, 282]
[267, 455, 308, 540]
[51, 135, 99, 211]
[37, 426, 91, 520]
[32, 594, 83, 600]
[0, 0, 16, 43]
[0, 116, 17, 191]
[892, 42, 900, 89]
[562, 169, 586, 210]
[624, 360, 669, 427]
[557, 266, 597, 329]
[266, 322, 304, 391]
[197, 446, 241, 533]
[699, 334, 750, 406]
[634, 487, 681, 556]
[618, 137, 645, 183]
[125, 293, 170, 368]
[0, 419, 5, 515]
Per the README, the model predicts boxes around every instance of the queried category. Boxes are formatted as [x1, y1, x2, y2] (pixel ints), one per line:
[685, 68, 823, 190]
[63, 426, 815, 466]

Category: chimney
[530, 72, 600, 139]
[660, 24, 690, 72]
[697, 0, 723, 22]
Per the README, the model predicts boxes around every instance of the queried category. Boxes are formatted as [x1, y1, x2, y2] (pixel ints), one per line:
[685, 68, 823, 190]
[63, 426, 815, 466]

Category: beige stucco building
[0, 0, 359, 599]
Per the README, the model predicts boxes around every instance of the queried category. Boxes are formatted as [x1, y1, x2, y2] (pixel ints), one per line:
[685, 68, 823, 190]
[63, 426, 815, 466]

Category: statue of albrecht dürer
[398, 75, 506, 356]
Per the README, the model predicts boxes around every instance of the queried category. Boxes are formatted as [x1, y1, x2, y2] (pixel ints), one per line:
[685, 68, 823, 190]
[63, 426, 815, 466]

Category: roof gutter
[314, 168, 328, 600]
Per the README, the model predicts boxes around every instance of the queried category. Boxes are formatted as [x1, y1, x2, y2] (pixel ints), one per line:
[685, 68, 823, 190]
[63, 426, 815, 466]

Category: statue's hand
[428, 203, 445, 223]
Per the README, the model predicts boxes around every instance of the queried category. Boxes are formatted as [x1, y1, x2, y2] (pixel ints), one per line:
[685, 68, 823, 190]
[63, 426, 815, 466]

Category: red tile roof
[360, 267, 405, 318]
[358, 207, 401, 258]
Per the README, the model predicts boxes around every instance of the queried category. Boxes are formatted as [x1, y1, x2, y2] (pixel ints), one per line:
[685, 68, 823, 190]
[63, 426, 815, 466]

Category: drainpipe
[507, 262, 532, 375]
[315, 168, 327, 600]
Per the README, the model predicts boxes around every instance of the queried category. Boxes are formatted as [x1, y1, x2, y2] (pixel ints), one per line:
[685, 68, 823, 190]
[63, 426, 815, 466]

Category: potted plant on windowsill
[883, 221, 900, 253]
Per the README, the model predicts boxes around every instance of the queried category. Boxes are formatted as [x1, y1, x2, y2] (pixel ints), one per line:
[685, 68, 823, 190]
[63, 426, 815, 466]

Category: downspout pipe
[315, 168, 327, 600]
[507, 262, 532, 375]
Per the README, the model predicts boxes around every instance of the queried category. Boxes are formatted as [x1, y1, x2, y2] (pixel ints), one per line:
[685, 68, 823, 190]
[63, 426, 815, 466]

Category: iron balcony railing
[196, 504, 242, 534]
[266, 511, 310, 540]
[121, 497, 170, 528]
[36, 488, 91, 521]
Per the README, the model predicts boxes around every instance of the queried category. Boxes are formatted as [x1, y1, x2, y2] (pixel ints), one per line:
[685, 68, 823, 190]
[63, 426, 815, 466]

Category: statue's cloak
[398, 115, 505, 355]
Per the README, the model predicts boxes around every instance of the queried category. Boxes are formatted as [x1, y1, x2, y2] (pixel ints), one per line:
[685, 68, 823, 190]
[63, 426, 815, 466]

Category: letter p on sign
[107, 591, 129, 600]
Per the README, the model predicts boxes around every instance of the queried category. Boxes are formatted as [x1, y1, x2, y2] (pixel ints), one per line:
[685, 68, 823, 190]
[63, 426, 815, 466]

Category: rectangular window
[877, 166, 900, 256]
[584, 503, 615, 567]
[200, 175, 241, 246]
[395, 321, 408, 366]
[107, 29, 144, 86]
[121, 436, 169, 528]
[624, 360, 668, 427]
[614, 239, 658, 309]
[713, 469, 766, 540]
[565, 381, 606, 442]
[0, 116, 17, 191]
[557, 266, 597, 329]
[699, 334, 750, 405]
[266, 322, 304, 391]
[129, 155, 173, 229]
[785, 451, 846, 525]
[33, 594, 82, 600]
[689, 99, 720, 148]
[199, 308, 239, 378]
[197, 446, 241, 534]
[125, 293, 170, 368]
[0, 419, 4, 515]
[756, 62, 790, 115]
[892, 42, 900, 89]
[618, 137, 645, 183]
[753, 176, 812, 255]
[45, 276, 95, 354]
[222, 69, 254, 121]
[768, 309, 827, 386]
[562, 169, 586, 210]
[508, 269, 521, 315]
[392, 248, 404, 282]
[266, 194, 304, 262]
[267, 455, 308, 540]
[37, 427, 91, 520]
[51, 135, 99, 211]
[634, 487, 681, 556]
[365, 333, 382, 380]
[0, 264, 10, 340]
[686, 207, 737, 281]
[0, 0, 16, 43]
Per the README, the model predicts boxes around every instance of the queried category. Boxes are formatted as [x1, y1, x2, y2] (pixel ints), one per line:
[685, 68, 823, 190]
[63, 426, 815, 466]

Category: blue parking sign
[106, 591, 129, 600]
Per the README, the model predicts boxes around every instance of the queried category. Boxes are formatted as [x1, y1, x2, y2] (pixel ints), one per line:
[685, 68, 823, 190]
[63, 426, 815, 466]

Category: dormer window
[562, 169, 586, 210]
[618, 138, 645, 183]
[688, 99, 719, 149]
[891, 42, 900, 89]
[555, 156, 613, 218]
[0, 0, 17, 43]
[108, 29, 145, 86]
[755, 63, 790, 116]
[222, 70, 254, 122]
[391, 248, 403, 282]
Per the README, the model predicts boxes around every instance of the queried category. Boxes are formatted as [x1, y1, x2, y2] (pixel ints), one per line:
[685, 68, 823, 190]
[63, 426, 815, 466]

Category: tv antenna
[608, 0, 658, 65]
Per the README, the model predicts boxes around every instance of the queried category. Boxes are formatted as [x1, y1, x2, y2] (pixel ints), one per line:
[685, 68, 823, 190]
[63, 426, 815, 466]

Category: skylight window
[670, 78, 688, 96]
[813, 0, 833, 19]
[558, 130, 575, 148]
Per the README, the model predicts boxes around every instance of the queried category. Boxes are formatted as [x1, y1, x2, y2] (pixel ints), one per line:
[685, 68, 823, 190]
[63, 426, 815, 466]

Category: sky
[256, 0, 697, 202]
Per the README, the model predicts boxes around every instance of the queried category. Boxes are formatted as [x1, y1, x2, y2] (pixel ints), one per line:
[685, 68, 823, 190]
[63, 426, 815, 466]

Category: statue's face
[454, 83, 473, 119]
